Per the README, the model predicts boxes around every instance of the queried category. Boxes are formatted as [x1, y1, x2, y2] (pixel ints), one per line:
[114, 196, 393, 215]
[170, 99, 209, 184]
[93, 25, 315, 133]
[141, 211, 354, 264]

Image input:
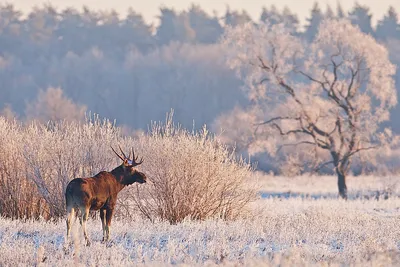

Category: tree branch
[347, 144, 379, 158]
[313, 160, 334, 173]
[343, 67, 358, 112]
[313, 144, 377, 174]
[277, 141, 317, 153]
[254, 116, 300, 126]
[258, 56, 271, 71]
[298, 70, 327, 87]
[271, 122, 306, 136]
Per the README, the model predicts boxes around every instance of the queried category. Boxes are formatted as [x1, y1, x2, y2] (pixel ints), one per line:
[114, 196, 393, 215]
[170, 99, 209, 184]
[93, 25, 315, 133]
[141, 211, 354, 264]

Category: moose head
[111, 145, 147, 185]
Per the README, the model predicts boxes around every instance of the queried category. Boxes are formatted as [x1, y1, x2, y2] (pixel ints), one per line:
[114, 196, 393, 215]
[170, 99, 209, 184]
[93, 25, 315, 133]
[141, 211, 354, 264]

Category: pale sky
[10, 0, 400, 27]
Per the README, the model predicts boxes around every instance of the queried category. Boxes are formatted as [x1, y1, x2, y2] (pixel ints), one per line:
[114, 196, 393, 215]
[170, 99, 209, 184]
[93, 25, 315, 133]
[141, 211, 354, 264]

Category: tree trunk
[337, 172, 347, 200]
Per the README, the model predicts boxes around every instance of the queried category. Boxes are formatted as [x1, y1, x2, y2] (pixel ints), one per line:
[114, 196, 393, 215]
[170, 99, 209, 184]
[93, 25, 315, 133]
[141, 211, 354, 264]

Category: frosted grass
[1, 189, 399, 266]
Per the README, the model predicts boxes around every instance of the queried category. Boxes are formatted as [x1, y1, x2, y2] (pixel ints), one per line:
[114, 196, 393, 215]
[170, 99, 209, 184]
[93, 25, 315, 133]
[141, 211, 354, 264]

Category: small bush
[0, 118, 42, 219]
[126, 114, 257, 223]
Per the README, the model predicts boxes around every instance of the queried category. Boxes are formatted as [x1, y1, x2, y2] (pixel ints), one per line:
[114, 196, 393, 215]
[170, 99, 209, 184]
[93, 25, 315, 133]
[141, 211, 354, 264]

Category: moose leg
[100, 208, 107, 242]
[79, 206, 91, 246]
[105, 208, 114, 242]
[66, 207, 75, 243]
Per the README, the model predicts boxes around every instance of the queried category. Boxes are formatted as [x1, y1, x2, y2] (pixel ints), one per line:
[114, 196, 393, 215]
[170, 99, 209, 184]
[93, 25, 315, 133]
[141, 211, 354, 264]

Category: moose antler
[118, 145, 128, 159]
[111, 146, 124, 161]
[111, 145, 143, 166]
[131, 147, 144, 166]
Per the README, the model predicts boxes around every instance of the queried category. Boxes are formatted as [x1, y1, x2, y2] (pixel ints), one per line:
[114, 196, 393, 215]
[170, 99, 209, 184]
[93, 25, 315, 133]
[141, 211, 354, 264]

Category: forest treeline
[1, 2, 400, 132]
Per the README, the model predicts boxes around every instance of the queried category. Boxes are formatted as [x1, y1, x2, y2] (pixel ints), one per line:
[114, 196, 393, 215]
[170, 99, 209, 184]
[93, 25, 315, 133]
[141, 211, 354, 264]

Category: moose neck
[110, 165, 127, 192]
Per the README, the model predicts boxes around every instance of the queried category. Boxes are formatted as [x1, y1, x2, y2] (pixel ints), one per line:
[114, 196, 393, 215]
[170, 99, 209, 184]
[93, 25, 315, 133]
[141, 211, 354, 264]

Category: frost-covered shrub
[125, 114, 257, 223]
[0, 115, 125, 219]
[0, 118, 42, 219]
[22, 116, 121, 218]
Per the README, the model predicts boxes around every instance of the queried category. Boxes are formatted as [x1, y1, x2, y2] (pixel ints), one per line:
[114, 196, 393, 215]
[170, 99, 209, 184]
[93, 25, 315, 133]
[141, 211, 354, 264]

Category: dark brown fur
[65, 147, 146, 246]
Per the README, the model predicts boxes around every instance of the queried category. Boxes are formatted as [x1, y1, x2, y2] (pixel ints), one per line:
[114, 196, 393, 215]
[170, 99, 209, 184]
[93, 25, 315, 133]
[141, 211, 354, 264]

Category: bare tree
[218, 19, 398, 199]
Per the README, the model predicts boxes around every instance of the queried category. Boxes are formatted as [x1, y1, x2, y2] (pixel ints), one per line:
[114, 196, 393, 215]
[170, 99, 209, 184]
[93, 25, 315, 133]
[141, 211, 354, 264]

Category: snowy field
[1, 174, 400, 266]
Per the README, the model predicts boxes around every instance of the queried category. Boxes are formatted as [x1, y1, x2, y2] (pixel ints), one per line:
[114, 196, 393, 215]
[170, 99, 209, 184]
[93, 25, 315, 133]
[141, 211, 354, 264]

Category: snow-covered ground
[1, 174, 400, 266]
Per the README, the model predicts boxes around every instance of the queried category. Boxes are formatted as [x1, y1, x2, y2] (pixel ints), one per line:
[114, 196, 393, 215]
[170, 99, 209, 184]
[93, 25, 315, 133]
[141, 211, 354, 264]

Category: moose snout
[138, 172, 147, 183]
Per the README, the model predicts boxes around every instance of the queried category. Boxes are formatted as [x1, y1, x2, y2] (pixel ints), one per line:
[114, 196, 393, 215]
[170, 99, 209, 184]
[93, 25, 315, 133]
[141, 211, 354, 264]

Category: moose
[65, 146, 147, 246]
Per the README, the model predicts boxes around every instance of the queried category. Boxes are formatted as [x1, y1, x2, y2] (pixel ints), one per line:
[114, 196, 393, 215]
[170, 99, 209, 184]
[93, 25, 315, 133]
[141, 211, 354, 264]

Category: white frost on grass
[1, 189, 400, 266]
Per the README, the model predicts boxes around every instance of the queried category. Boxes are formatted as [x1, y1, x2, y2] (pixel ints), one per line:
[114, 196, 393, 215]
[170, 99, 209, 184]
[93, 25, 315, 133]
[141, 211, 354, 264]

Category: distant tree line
[1, 2, 400, 133]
